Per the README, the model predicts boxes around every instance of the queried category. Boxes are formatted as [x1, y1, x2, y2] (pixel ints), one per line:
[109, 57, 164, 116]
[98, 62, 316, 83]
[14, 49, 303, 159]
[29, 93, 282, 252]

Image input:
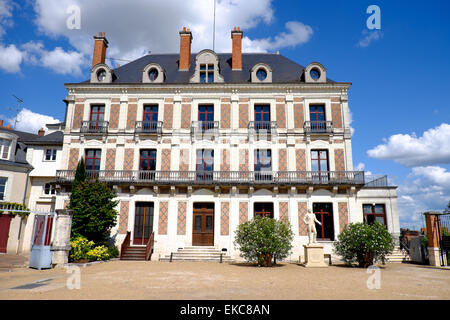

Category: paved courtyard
[0, 255, 449, 300]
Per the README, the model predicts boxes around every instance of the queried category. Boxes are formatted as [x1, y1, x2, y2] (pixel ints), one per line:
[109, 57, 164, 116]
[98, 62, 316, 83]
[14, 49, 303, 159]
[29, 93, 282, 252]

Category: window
[313, 203, 334, 240]
[44, 149, 57, 161]
[0, 178, 6, 200]
[196, 149, 214, 181]
[254, 105, 271, 131]
[139, 150, 157, 180]
[198, 105, 214, 132]
[90, 105, 105, 123]
[254, 149, 272, 181]
[148, 68, 159, 81]
[143, 105, 159, 132]
[309, 105, 326, 132]
[311, 150, 329, 182]
[44, 183, 56, 195]
[363, 204, 387, 226]
[256, 68, 267, 81]
[97, 69, 107, 82]
[254, 203, 273, 218]
[200, 64, 214, 83]
[85, 149, 101, 178]
[310, 68, 321, 80]
[0, 139, 11, 160]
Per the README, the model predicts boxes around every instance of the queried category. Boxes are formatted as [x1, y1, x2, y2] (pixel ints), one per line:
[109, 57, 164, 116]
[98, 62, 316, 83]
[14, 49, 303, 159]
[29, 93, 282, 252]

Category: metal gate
[437, 212, 450, 267]
[0, 205, 56, 269]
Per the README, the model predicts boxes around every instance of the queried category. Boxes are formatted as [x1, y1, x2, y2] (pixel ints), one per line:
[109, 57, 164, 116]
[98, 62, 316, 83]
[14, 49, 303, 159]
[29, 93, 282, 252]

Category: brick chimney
[231, 27, 243, 71]
[179, 27, 192, 71]
[0, 120, 3, 127]
[92, 32, 109, 68]
[38, 128, 45, 136]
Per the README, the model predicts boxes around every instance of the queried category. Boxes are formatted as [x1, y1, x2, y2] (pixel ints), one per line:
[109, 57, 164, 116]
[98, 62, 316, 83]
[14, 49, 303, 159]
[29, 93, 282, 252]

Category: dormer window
[304, 62, 327, 83]
[0, 139, 11, 160]
[97, 69, 107, 82]
[200, 64, 214, 83]
[310, 68, 321, 81]
[256, 68, 267, 81]
[142, 63, 164, 83]
[251, 63, 272, 83]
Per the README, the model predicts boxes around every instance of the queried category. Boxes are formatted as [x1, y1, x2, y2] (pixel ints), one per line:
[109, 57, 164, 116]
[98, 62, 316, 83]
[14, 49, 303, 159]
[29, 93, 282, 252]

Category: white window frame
[0, 139, 11, 160]
[0, 177, 7, 201]
[43, 183, 56, 196]
[44, 148, 57, 161]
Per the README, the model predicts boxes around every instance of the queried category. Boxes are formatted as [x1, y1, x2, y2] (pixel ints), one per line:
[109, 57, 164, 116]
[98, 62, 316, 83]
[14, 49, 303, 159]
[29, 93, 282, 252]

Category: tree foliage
[69, 179, 118, 244]
[333, 222, 395, 268]
[234, 217, 294, 267]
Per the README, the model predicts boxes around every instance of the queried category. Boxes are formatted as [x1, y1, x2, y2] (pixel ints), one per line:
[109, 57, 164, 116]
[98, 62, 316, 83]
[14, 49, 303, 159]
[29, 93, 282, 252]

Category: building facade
[54, 28, 399, 261]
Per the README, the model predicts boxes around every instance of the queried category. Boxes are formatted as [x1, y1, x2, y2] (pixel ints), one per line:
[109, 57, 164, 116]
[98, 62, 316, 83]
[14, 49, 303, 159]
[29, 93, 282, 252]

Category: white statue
[303, 208, 322, 244]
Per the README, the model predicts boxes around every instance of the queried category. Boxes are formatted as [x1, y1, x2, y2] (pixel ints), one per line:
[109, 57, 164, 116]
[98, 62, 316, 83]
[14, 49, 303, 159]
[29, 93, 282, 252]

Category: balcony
[190, 121, 219, 137]
[303, 121, 333, 134]
[80, 121, 109, 134]
[56, 170, 365, 186]
[135, 121, 163, 135]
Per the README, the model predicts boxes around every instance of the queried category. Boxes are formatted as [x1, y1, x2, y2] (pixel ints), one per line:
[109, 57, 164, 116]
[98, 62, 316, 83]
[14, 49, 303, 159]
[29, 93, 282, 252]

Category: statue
[303, 208, 322, 244]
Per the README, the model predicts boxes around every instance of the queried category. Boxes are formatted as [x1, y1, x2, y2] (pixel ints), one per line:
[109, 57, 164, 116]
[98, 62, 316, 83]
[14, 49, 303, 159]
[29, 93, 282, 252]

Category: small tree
[69, 180, 118, 244]
[333, 222, 395, 268]
[73, 157, 86, 188]
[234, 217, 294, 267]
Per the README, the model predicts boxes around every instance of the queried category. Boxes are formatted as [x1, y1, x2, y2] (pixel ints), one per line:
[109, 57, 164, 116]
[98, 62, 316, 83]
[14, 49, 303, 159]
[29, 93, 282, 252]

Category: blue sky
[0, 0, 449, 229]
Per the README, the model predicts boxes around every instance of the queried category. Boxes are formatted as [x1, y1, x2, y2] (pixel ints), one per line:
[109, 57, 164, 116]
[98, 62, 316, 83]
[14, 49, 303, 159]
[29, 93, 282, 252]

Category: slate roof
[22, 131, 63, 145]
[81, 53, 335, 84]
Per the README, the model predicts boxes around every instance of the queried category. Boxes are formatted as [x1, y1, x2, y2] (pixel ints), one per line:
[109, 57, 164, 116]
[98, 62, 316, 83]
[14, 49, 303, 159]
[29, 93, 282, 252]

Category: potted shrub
[234, 217, 294, 267]
[333, 222, 395, 268]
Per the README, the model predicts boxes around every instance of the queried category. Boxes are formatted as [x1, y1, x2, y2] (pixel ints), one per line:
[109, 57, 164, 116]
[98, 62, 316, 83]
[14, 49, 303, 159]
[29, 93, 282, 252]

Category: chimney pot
[38, 128, 45, 136]
[0, 120, 3, 127]
[6, 124, 11, 129]
[179, 27, 192, 71]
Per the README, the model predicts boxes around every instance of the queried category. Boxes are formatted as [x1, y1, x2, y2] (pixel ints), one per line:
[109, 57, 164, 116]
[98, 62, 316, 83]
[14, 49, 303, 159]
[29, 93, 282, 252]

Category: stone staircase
[160, 246, 233, 262]
[120, 246, 147, 261]
[385, 246, 411, 263]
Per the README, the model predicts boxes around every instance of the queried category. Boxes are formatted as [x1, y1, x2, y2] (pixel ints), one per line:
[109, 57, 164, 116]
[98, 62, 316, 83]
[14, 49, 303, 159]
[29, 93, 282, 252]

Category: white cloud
[367, 123, 450, 167]
[0, 0, 15, 38]
[0, 43, 23, 72]
[32, 0, 312, 64]
[5, 108, 61, 134]
[357, 29, 383, 48]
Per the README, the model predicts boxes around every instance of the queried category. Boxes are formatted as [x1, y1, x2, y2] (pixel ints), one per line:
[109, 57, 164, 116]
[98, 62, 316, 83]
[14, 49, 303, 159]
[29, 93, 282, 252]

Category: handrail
[303, 121, 333, 133]
[135, 121, 162, 134]
[56, 170, 365, 185]
[120, 231, 131, 260]
[145, 231, 155, 261]
[80, 121, 109, 134]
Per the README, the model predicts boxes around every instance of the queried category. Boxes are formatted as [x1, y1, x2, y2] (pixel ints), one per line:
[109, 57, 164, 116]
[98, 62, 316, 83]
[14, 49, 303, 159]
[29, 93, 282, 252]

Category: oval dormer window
[97, 69, 107, 82]
[148, 68, 159, 81]
[256, 68, 267, 81]
[310, 68, 321, 81]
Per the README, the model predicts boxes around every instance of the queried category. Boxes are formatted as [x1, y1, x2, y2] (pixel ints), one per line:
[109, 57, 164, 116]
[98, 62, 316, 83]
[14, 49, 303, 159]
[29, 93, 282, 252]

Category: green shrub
[234, 217, 294, 267]
[86, 245, 110, 261]
[333, 222, 395, 268]
[107, 245, 119, 259]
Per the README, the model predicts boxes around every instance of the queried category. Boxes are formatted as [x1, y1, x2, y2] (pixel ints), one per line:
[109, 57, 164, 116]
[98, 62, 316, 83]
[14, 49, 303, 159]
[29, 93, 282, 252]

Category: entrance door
[312, 203, 334, 241]
[0, 214, 12, 253]
[133, 202, 154, 245]
[192, 203, 214, 246]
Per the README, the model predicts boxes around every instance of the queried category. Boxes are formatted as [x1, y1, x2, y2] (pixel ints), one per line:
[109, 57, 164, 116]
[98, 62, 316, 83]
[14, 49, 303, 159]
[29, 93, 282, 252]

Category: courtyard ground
[0, 254, 449, 300]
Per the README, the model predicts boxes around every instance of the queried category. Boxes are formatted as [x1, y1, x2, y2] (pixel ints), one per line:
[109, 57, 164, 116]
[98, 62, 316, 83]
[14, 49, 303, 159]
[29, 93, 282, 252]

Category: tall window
[254, 105, 271, 131]
[363, 204, 387, 226]
[196, 149, 214, 181]
[85, 149, 101, 178]
[89, 105, 105, 131]
[200, 64, 214, 83]
[143, 105, 159, 132]
[313, 203, 334, 240]
[254, 203, 274, 218]
[0, 177, 6, 200]
[139, 149, 157, 180]
[254, 149, 272, 180]
[309, 105, 326, 132]
[311, 150, 329, 182]
[0, 139, 11, 160]
[44, 149, 57, 161]
[198, 105, 214, 132]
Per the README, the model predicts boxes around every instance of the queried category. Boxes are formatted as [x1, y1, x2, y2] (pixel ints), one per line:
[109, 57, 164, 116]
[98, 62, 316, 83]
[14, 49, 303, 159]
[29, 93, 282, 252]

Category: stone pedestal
[51, 209, 73, 267]
[303, 244, 328, 268]
[428, 247, 447, 267]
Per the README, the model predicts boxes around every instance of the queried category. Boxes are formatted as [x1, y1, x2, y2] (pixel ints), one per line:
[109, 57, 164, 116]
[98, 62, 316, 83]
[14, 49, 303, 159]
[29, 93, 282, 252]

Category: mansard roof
[80, 53, 335, 84]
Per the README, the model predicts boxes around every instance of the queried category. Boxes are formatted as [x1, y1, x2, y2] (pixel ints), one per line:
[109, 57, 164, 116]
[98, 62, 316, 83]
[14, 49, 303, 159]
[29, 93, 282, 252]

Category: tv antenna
[11, 94, 23, 129]
[213, 0, 216, 51]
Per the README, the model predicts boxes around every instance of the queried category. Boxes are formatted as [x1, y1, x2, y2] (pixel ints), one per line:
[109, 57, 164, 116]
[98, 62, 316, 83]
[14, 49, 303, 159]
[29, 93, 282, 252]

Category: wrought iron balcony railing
[248, 121, 277, 132]
[135, 121, 163, 134]
[303, 121, 333, 133]
[80, 121, 109, 134]
[56, 170, 365, 186]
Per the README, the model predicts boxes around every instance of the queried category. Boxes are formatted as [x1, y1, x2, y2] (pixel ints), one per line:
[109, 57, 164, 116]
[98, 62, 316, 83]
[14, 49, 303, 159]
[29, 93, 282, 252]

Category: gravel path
[0, 259, 449, 300]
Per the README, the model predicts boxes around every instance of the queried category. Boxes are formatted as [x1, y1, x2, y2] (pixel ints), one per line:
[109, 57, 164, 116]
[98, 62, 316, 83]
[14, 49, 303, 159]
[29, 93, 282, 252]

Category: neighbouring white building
[53, 28, 400, 261]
